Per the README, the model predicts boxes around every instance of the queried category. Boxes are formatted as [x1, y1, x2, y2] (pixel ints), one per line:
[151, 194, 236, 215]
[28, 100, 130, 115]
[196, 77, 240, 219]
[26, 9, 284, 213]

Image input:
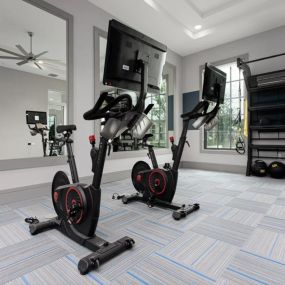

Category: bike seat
[144, 134, 153, 139]
[57, 125, 77, 134]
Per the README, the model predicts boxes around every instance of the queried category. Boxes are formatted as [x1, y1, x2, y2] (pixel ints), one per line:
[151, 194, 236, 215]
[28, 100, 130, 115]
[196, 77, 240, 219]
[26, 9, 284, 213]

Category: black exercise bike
[25, 92, 143, 274]
[113, 63, 226, 220]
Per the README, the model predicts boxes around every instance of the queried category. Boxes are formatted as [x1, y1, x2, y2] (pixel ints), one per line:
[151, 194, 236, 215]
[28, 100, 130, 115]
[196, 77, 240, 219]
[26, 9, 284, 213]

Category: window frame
[146, 74, 169, 149]
[199, 54, 248, 154]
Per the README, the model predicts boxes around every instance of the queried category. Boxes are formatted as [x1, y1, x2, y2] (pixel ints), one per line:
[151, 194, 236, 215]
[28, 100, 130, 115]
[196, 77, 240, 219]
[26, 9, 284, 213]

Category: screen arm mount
[134, 51, 150, 113]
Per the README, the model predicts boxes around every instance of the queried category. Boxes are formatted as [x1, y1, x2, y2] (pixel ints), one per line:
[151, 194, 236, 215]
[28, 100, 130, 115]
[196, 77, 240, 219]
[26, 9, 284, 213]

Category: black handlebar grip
[84, 93, 133, 121]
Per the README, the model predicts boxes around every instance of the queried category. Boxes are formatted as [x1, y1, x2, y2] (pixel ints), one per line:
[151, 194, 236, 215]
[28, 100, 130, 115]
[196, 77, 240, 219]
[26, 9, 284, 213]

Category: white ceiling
[88, 0, 285, 56]
[0, 0, 66, 80]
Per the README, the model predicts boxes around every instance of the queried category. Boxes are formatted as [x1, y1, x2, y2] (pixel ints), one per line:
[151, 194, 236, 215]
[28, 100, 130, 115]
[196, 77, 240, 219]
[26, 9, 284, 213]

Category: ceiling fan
[0, 32, 48, 70]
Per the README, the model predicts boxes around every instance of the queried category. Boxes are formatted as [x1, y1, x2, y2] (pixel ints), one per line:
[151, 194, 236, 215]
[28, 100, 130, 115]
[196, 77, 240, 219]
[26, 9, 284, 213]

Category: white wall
[0, 0, 183, 190]
[0, 66, 66, 159]
[182, 26, 285, 167]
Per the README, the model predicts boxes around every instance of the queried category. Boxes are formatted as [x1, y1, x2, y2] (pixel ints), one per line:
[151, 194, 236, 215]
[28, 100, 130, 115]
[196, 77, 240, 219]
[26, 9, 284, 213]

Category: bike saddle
[144, 134, 153, 139]
[57, 125, 77, 134]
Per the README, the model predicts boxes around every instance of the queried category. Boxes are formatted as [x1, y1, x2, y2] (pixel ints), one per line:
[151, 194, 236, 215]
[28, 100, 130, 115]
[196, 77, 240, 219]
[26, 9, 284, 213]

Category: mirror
[97, 34, 175, 152]
[0, 0, 68, 160]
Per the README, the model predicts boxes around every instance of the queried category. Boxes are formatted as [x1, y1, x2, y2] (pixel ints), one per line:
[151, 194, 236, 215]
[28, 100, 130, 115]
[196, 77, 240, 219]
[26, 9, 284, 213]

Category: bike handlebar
[83, 93, 133, 121]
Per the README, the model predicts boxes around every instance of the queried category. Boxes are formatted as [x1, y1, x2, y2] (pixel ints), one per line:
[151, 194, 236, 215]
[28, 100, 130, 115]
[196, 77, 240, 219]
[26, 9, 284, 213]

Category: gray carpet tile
[157, 211, 208, 232]
[267, 204, 285, 219]
[243, 228, 285, 263]
[222, 250, 285, 285]
[237, 191, 277, 204]
[125, 219, 183, 247]
[16, 255, 109, 285]
[0, 206, 11, 213]
[0, 222, 31, 247]
[190, 193, 234, 206]
[247, 186, 282, 196]
[258, 216, 285, 234]
[0, 211, 22, 226]
[191, 216, 254, 247]
[204, 187, 243, 197]
[275, 197, 285, 207]
[83, 235, 161, 281]
[0, 235, 69, 284]
[158, 231, 238, 280]
[1, 169, 285, 284]
[212, 206, 264, 227]
[194, 201, 223, 215]
[226, 198, 271, 214]
[117, 253, 214, 285]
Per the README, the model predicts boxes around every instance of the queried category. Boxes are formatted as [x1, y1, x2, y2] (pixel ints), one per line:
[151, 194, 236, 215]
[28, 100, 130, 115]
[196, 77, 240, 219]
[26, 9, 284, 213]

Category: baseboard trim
[181, 161, 246, 174]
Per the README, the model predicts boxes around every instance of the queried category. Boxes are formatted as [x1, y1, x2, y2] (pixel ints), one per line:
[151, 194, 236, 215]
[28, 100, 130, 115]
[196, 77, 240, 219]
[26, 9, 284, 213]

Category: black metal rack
[237, 53, 285, 176]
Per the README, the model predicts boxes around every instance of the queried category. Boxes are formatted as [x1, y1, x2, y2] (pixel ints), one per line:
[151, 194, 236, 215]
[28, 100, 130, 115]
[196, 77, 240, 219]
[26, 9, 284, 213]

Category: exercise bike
[113, 63, 226, 220]
[25, 18, 168, 274]
[25, 92, 140, 274]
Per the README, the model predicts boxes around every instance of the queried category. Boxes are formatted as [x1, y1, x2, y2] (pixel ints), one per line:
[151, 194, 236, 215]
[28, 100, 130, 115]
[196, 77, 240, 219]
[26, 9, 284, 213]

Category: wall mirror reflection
[98, 35, 175, 153]
[0, 0, 68, 159]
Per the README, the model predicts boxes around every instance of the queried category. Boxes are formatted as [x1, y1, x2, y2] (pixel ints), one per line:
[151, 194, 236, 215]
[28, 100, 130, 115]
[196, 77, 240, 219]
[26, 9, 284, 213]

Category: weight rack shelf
[252, 156, 285, 160]
[249, 104, 285, 111]
[250, 144, 285, 151]
[250, 125, 285, 131]
[238, 55, 285, 176]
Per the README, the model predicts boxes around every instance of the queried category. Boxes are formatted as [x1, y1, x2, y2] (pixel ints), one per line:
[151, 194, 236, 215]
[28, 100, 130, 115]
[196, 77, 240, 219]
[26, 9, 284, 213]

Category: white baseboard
[181, 161, 246, 174]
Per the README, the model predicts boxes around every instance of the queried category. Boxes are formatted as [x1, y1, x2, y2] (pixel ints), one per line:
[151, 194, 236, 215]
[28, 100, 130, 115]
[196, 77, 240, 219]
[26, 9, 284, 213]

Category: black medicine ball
[268, 161, 285, 179]
[252, 160, 268, 177]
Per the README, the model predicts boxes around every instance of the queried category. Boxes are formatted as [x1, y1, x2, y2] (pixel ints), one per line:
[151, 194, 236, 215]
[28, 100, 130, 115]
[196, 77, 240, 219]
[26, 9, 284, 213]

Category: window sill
[200, 148, 245, 155]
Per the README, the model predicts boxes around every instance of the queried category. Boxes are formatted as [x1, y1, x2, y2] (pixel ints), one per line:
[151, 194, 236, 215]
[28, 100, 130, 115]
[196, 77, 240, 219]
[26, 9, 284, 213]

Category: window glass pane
[218, 115, 232, 133]
[218, 132, 231, 149]
[204, 59, 246, 151]
[99, 36, 107, 83]
[231, 64, 242, 81]
[231, 98, 242, 119]
[206, 131, 218, 148]
[231, 81, 242, 98]
[217, 63, 231, 78]
[224, 83, 231, 100]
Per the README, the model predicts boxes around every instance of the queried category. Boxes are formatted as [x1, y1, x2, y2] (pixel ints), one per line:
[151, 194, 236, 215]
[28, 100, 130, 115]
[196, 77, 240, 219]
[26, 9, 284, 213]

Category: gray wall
[181, 26, 285, 170]
[0, 66, 66, 159]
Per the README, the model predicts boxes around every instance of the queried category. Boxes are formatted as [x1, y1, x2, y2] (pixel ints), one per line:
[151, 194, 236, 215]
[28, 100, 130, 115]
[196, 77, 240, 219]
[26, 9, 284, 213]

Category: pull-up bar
[242, 52, 285, 65]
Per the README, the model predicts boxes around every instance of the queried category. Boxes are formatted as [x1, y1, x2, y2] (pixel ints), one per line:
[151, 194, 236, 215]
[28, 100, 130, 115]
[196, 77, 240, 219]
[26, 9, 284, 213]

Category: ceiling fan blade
[34, 62, 42, 70]
[16, 44, 29, 56]
[0, 56, 23, 60]
[17, 59, 29, 66]
[34, 51, 48, 59]
[0, 48, 24, 58]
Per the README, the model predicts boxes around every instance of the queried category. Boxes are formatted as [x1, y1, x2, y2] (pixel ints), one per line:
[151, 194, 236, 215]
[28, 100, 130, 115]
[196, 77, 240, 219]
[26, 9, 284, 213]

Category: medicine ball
[268, 161, 285, 179]
[252, 160, 267, 177]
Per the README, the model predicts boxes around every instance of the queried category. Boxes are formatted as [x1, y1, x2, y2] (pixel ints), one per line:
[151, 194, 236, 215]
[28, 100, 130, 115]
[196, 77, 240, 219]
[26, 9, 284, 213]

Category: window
[203, 60, 246, 150]
[146, 77, 168, 148]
